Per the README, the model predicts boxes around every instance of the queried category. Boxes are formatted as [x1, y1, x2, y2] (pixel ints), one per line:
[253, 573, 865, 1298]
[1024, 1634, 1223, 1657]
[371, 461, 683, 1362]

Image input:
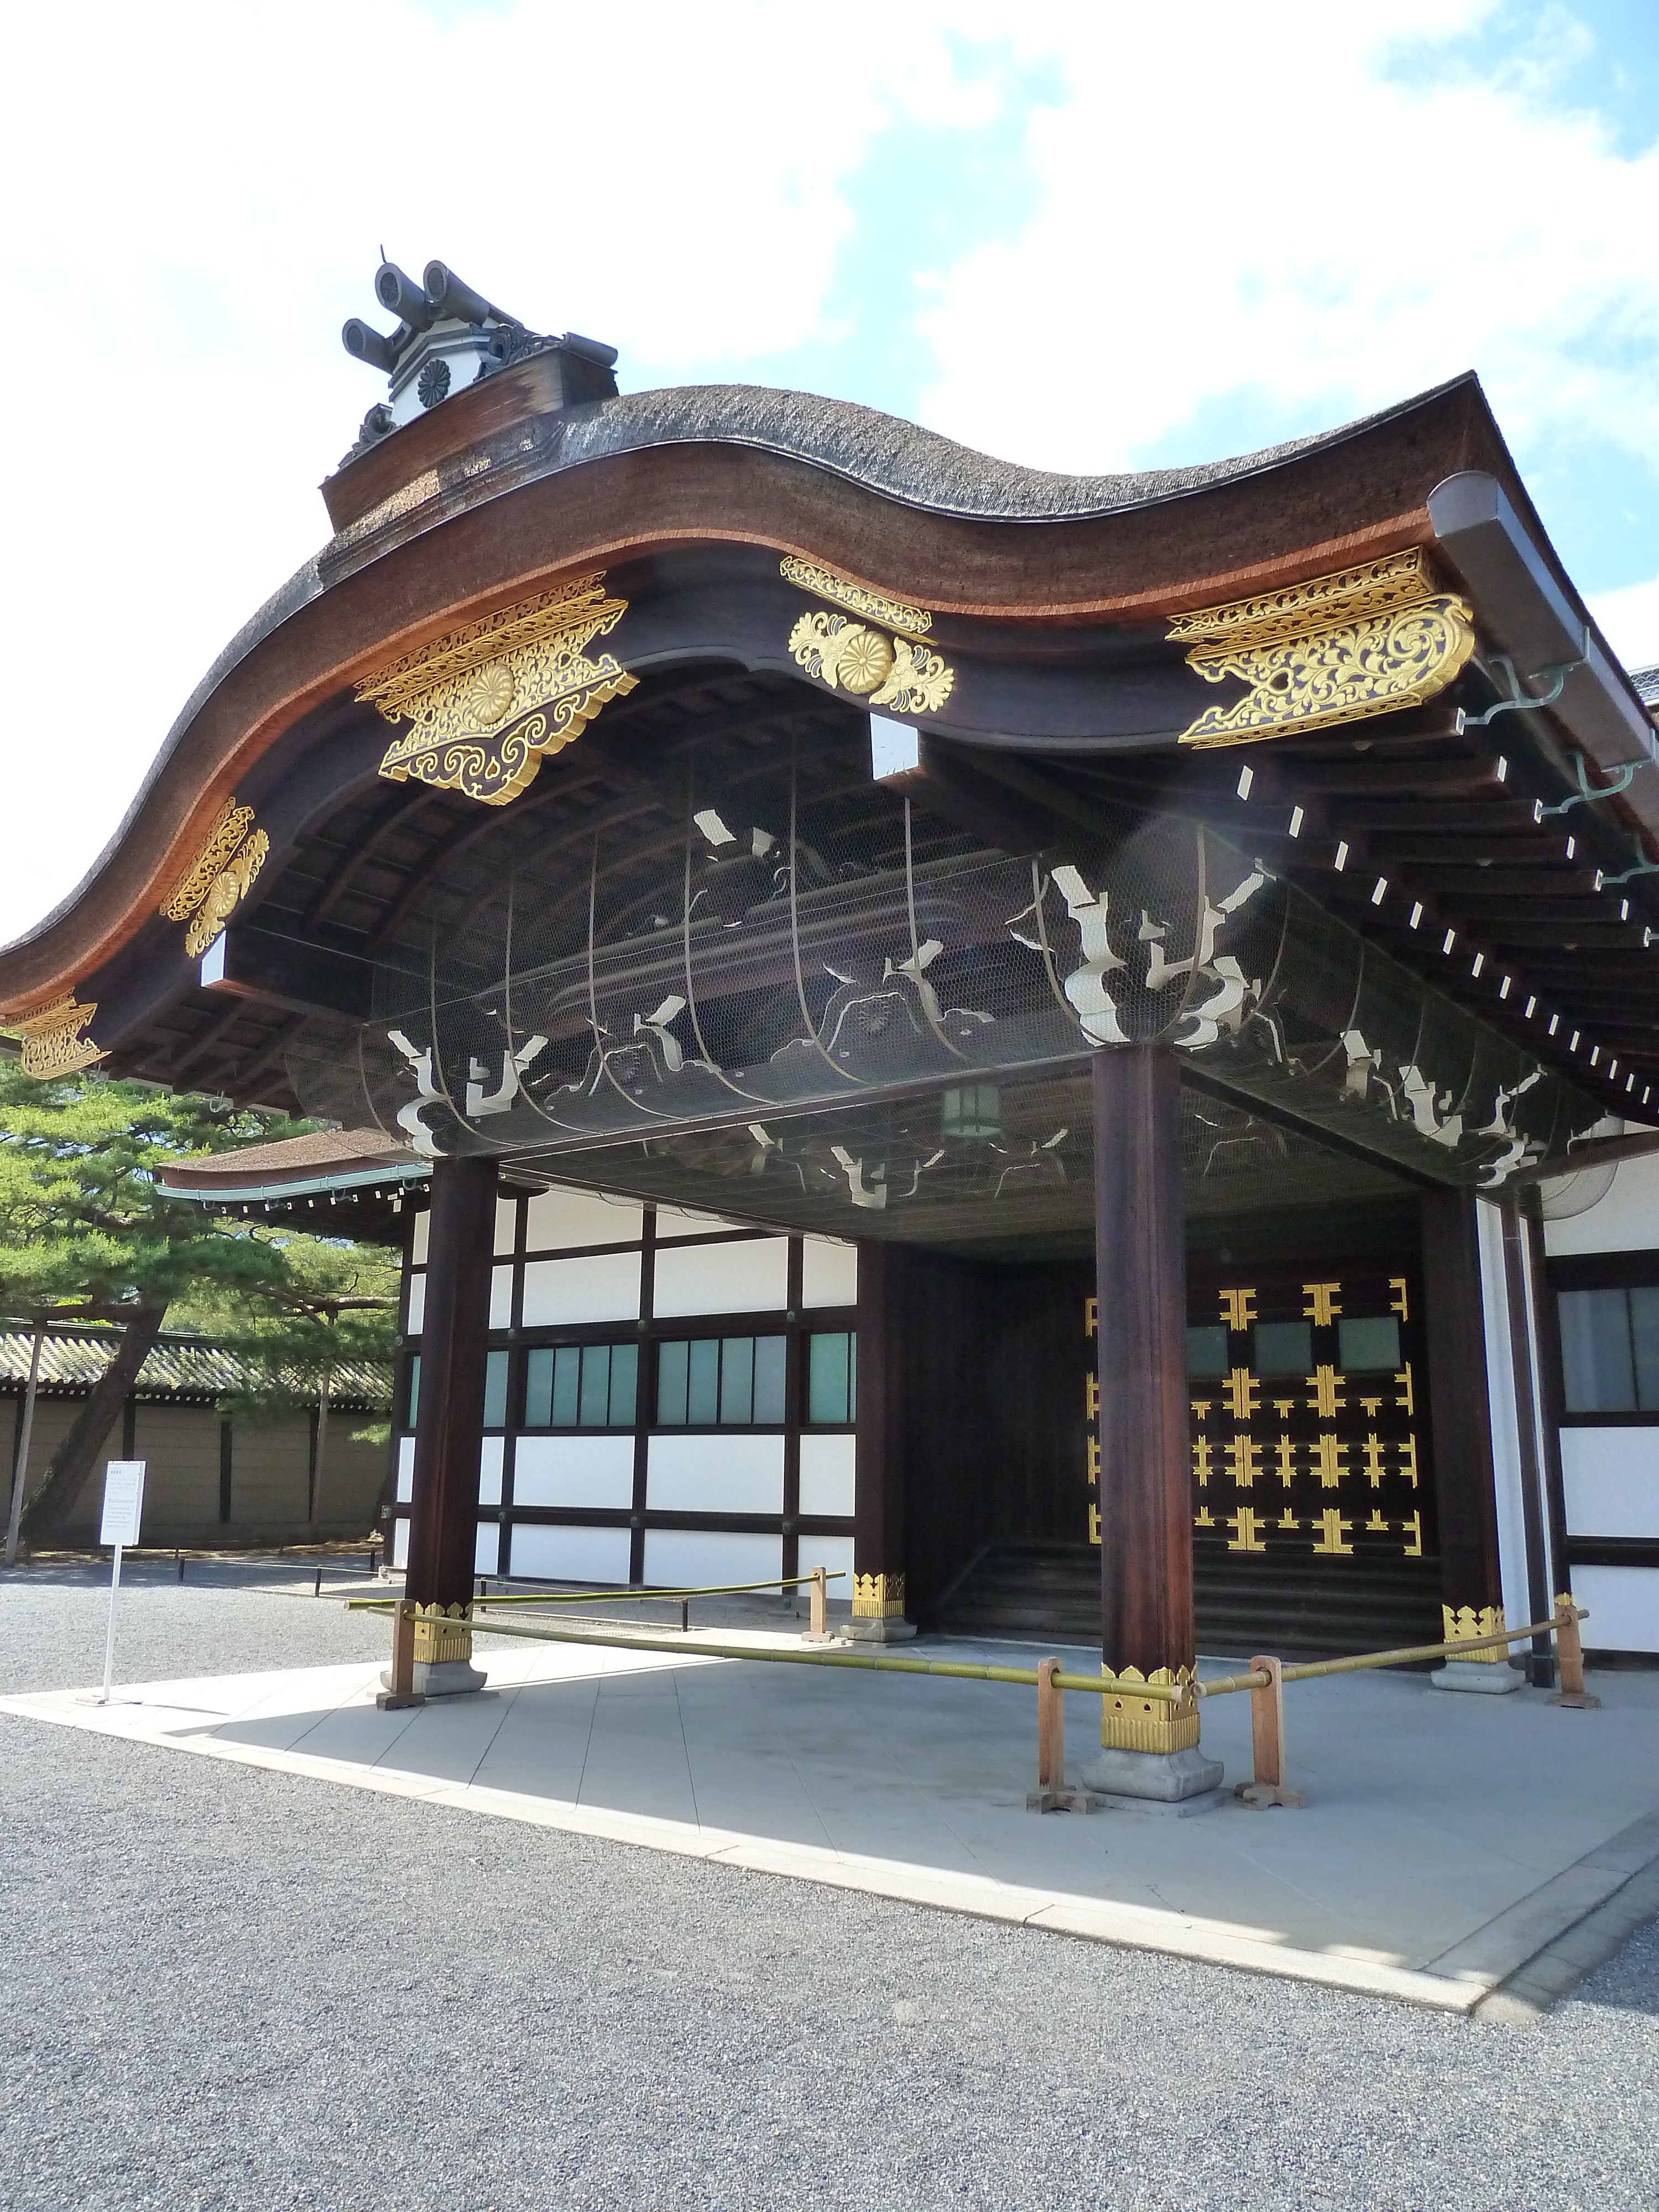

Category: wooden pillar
[1420, 1187, 1510, 1667]
[851, 1239, 915, 1639]
[405, 1155, 498, 1624]
[1092, 1044, 1204, 1764]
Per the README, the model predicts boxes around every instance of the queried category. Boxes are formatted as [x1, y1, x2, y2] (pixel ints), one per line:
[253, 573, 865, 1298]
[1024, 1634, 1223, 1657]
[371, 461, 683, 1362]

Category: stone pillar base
[1431, 1658, 1524, 1694]
[1079, 1745, 1224, 1808]
[379, 1658, 487, 1699]
[842, 1615, 918, 1644]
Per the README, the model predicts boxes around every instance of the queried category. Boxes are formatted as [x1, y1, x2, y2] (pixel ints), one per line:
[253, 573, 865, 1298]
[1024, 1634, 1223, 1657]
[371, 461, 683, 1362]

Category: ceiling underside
[117, 658, 1651, 1164]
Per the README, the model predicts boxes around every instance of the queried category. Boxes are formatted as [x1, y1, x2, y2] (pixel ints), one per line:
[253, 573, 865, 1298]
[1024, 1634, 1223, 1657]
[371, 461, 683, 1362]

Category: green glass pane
[406, 1354, 420, 1428]
[1558, 1288, 1636, 1412]
[551, 1345, 581, 1426]
[721, 1336, 755, 1424]
[753, 1336, 787, 1425]
[483, 1349, 509, 1430]
[608, 1343, 639, 1426]
[523, 1348, 553, 1428]
[687, 1338, 719, 1425]
[1632, 1288, 1659, 1412]
[656, 1339, 688, 1426]
[1337, 1317, 1400, 1373]
[1186, 1325, 1227, 1379]
[808, 1333, 852, 1425]
[579, 1344, 612, 1426]
[1256, 1321, 1313, 1376]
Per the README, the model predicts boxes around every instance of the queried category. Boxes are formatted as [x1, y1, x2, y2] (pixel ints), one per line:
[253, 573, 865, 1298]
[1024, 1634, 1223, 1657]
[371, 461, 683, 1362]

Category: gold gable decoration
[1170, 549, 1477, 749]
[11, 993, 106, 1079]
[782, 557, 954, 717]
[358, 572, 638, 807]
[159, 798, 269, 961]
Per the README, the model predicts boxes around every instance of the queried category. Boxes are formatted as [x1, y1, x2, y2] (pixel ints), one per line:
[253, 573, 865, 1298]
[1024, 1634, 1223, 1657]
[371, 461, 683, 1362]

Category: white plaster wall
[478, 1437, 504, 1509]
[801, 1237, 858, 1308]
[489, 1264, 513, 1330]
[493, 1198, 518, 1256]
[1572, 1564, 1659, 1653]
[523, 1187, 643, 1252]
[1542, 1152, 1659, 1256]
[654, 1203, 742, 1241]
[475, 1521, 500, 1575]
[1560, 1429, 1659, 1537]
[799, 1433, 856, 1517]
[652, 1237, 789, 1317]
[411, 1212, 429, 1264]
[521, 1250, 641, 1327]
[642, 1528, 782, 1589]
[509, 1522, 630, 1585]
[406, 1271, 425, 1334]
[646, 1433, 785, 1515]
[512, 1435, 635, 1510]
[396, 1434, 415, 1503]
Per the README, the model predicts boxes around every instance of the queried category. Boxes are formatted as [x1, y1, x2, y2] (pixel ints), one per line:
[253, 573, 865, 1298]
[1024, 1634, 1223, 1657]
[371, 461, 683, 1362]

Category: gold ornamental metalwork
[779, 556, 933, 635]
[1171, 548, 1477, 749]
[160, 801, 255, 920]
[1442, 1601, 1507, 1661]
[852, 1571, 907, 1620]
[11, 993, 106, 1079]
[411, 1600, 474, 1665]
[782, 557, 954, 717]
[1098, 1664, 1201, 1754]
[359, 572, 638, 807]
[160, 797, 269, 961]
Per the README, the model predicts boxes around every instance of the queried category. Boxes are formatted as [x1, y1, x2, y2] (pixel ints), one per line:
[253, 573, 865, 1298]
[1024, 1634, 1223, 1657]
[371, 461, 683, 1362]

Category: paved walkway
[8, 1614, 1657, 2012]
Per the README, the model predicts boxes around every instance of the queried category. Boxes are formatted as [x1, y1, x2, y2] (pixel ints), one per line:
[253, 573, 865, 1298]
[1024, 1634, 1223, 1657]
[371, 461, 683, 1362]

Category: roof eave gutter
[1428, 470, 1658, 774]
[160, 1161, 429, 1206]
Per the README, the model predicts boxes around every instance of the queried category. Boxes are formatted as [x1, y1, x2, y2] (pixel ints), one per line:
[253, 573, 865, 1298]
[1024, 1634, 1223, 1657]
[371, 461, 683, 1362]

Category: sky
[5, 0, 1659, 945]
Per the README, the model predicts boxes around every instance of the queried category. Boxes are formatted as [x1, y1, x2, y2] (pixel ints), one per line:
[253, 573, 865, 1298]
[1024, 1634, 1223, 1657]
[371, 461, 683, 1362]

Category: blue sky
[4, 0, 1659, 940]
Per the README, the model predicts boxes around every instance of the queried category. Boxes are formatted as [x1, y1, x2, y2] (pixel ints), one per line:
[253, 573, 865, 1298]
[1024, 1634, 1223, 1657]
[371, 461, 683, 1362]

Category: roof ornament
[1457, 646, 1583, 733]
[1171, 549, 1476, 749]
[339, 257, 618, 460]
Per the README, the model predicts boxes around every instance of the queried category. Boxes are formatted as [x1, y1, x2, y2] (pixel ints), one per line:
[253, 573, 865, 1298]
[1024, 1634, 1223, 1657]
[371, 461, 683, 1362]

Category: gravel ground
[1, 1569, 1656, 2212]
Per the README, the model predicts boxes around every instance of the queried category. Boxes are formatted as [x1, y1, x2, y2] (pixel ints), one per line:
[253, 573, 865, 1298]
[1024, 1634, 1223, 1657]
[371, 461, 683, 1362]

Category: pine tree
[0, 1056, 394, 1542]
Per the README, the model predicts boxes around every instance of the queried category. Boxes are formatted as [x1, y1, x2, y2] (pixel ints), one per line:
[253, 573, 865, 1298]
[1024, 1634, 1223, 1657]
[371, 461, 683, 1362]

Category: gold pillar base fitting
[1441, 1603, 1507, 1661]
[1099, 1666, 1202, 1754]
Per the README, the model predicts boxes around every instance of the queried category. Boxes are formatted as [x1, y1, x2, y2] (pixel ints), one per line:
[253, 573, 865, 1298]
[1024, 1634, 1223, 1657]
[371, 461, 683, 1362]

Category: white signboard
[100, 1461, 146, 1548]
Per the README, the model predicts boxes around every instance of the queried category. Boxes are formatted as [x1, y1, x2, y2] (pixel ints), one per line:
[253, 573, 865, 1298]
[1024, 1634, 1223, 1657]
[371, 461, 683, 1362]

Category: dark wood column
[1093, 1044, 1196, 1695]
[1420, 1187, 1506, 1641]
[852, 1239, 911, 1632]
[405, 1154, 498, 1613]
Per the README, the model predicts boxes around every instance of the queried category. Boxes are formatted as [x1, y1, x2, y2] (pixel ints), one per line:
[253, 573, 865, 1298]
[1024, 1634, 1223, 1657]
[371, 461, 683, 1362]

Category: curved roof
[0, 369, 1529, 995]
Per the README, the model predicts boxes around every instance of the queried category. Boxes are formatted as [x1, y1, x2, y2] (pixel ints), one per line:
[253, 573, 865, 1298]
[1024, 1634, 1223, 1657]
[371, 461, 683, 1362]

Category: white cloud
[0, 0, 999, 946]
[917, 5, 1659, 474]
[1589, 576, 1659, 672]
[4, 1, 1658, 952]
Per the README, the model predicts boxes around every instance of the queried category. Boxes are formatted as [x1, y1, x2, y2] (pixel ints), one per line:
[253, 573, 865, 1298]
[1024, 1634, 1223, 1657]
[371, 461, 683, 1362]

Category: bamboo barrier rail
[354, 1581, 1593, 1807]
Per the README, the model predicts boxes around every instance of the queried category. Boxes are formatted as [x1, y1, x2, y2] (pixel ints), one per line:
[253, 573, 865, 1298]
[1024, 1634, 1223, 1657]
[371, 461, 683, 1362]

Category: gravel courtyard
[1, 1566, 1656, 2212]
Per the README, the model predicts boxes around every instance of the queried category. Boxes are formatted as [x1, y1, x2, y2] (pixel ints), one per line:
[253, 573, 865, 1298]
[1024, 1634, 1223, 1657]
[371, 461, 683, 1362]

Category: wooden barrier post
[1027, 1658, 1096, 1812]
[1235, 1656, 1304, 1808]
[376, 1601, 425, 1712]
[1550, 1596, 1600, 1710]
[810, 1565, 827, 1642]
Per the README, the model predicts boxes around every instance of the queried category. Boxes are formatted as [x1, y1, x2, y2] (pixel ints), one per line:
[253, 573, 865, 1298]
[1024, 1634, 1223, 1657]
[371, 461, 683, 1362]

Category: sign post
[97, 1461, 146, 1706]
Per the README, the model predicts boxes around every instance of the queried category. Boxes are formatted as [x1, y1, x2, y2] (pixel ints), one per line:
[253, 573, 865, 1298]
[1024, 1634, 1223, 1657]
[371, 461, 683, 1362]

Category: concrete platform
[4, 1627, 1656, 2012]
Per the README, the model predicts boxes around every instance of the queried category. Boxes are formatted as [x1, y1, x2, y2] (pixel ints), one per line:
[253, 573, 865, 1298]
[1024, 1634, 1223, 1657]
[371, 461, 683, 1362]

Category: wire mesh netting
[286, 707, 1601, 1236]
